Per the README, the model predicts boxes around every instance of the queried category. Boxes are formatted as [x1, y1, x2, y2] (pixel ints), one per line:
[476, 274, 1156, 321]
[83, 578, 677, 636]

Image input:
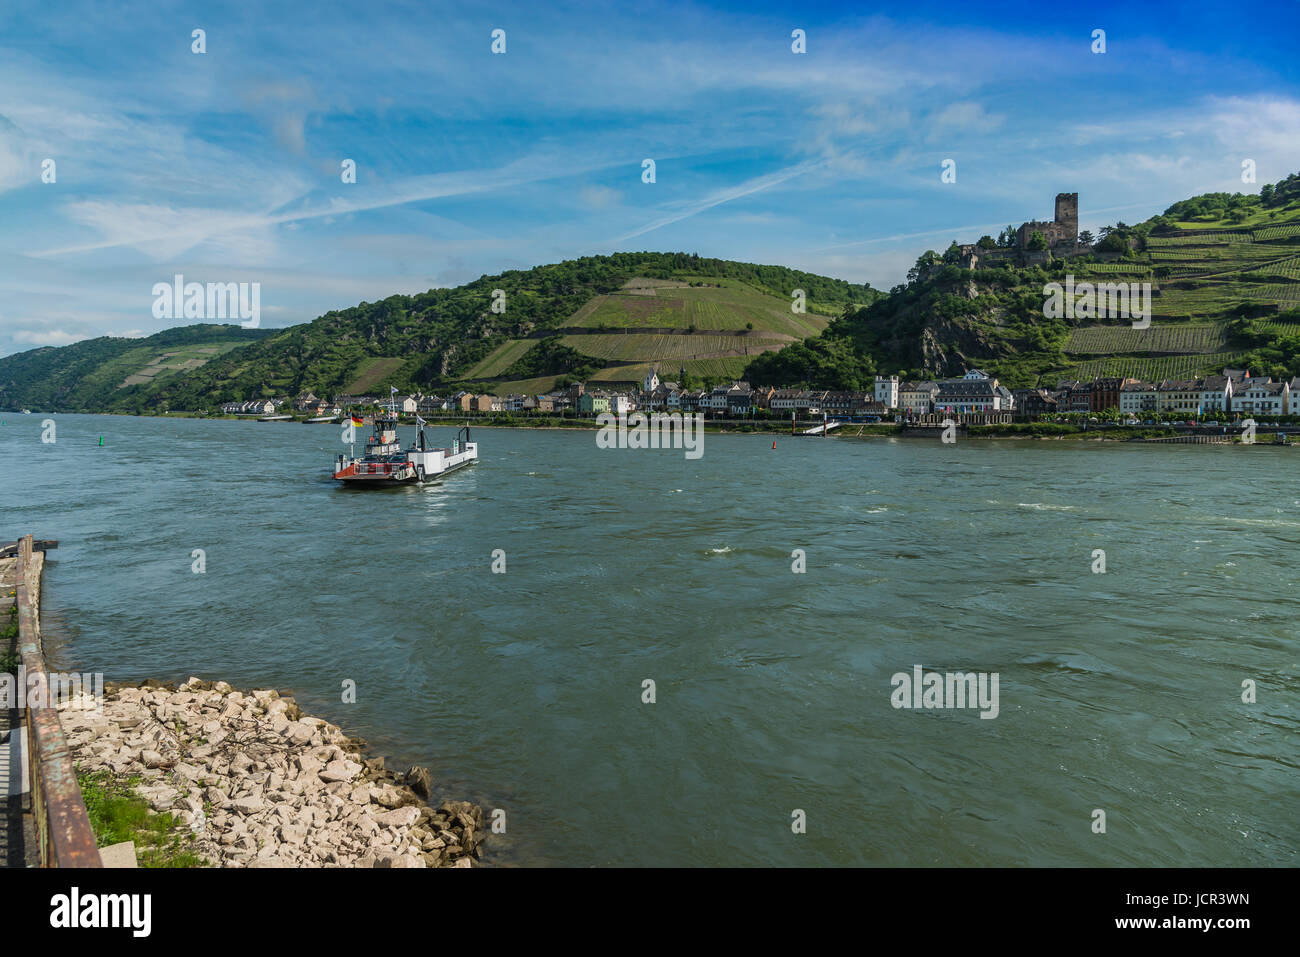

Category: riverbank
[58, 677, 488, 868]
[15, 409, 1291, 444]
[401, 417, 1287, 444]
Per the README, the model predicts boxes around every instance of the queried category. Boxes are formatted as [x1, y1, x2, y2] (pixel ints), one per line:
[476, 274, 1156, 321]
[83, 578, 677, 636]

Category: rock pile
[58, 677, 488, 868]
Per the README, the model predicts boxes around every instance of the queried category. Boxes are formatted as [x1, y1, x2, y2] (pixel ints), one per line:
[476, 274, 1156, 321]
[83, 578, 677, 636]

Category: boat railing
[353, 462, 412, 475]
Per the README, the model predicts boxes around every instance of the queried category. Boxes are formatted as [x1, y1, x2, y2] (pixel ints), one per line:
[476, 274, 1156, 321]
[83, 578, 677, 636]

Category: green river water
[1, 414, 1295, 866]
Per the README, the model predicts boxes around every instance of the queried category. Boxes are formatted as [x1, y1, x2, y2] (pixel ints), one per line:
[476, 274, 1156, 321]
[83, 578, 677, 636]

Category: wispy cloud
[38, 153, 622, 258]
[612, 159, 823, 243]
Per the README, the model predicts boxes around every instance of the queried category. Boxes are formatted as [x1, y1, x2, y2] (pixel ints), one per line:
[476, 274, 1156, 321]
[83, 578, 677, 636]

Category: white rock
[319, 759, 362, 783]
[373, 806, 420, 828]
[232, 795, 264, 813]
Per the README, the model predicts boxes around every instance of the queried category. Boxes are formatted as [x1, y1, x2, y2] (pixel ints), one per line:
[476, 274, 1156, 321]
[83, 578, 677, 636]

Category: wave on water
[707, 546, 733, 555]
[1013, 652, 1108, 675]
[1017, 502, 1078, 511]
[1218, 516, 1300, 529]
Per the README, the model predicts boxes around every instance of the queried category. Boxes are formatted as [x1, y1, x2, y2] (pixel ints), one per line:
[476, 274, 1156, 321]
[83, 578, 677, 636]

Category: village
[216, 363, 1300, 426]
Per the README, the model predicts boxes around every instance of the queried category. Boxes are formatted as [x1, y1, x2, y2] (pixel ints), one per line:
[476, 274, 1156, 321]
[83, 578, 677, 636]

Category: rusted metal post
[16, 534, 101, 868]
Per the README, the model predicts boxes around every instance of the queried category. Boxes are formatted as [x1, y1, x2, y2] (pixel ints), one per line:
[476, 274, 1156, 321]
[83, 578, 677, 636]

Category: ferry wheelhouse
[332, 400, 477, 487]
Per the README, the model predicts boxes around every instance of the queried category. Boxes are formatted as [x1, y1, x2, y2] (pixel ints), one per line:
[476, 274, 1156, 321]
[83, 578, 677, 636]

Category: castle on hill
[1017, 192, 1079, 250]
[954, 192, 1091, 269]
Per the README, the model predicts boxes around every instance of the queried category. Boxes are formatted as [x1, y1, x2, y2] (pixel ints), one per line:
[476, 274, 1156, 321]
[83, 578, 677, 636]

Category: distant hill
[0, 325, 273, 413]
[0, 253, 879, 412]
[21, 183, 1300, 411]
[468, 274, 845, 392]
[744, 171, 1300, 390]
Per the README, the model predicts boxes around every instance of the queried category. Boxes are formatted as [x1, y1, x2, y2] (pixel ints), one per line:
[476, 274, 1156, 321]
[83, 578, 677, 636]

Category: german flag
[351, 415, 364, 428]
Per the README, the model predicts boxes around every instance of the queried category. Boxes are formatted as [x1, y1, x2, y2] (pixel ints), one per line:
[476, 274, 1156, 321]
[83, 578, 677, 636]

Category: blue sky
[1, 0, 1298, 355]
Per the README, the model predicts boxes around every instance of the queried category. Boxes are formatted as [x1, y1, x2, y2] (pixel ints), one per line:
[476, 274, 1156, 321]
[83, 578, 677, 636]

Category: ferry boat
[332, 401, 477, 486]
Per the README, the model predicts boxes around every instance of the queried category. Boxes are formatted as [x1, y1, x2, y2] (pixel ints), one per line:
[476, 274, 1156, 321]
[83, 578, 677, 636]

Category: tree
[1078, 230, 1095, 246]
[977, 235, 997, 250]
[1098, 232, 1130, 254]
[1026, 231, 1048, 251]
[906, 250, 941, 285]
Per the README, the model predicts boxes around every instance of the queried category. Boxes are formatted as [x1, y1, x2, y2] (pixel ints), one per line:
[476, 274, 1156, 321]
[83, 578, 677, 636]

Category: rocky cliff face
[918, 315, 1001, 377]
[843, 268, 1037, 378]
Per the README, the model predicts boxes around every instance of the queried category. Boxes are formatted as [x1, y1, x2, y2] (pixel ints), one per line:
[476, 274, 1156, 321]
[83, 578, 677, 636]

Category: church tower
[644, 365, 660, 393]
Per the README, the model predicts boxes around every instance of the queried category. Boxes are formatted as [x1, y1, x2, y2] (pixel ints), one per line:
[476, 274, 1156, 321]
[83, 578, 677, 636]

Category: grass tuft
[78, 770, 208, 868]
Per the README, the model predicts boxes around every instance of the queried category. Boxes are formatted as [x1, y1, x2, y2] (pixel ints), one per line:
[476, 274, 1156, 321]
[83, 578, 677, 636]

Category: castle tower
[1054, 193, 1079, 244]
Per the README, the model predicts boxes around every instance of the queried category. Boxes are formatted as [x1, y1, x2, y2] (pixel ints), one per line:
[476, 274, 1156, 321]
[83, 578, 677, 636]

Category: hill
[0, 325, 274, 413]
[0, 253, 878, 412]
[17, 178, 1300, 412]
[744, 172, 1300, 390]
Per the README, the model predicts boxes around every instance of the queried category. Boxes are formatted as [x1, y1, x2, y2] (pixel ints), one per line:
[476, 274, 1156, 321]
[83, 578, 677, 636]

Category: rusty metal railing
[15, 534, 101, 867]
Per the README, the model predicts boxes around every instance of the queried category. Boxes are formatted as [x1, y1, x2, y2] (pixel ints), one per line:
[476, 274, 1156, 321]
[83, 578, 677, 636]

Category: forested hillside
[0, 253, 877, 412]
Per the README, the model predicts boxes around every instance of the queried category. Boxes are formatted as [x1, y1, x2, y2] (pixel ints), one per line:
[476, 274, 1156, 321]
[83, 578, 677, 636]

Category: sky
[1, 0, 1298, 356]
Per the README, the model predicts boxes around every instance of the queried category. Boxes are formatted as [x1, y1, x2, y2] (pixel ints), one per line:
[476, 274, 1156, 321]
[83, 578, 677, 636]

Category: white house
[1199, 375, 1232, 413]
[1233, 379, 1287, 415]
[1119, 381, 1158, 415]
[706, 385, 733, 413]
[934, 377, 1002, 414]
[874, 375, 899, 409]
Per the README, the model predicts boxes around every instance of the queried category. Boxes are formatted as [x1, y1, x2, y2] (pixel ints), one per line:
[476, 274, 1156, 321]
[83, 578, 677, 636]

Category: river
[1, 413, 1295, 866]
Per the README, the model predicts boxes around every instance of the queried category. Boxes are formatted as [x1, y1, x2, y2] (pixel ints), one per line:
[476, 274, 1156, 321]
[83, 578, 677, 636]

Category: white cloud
[12, 327, 90, 346]
[927, 101, 1006, 140]
[579, 186, 621, 210]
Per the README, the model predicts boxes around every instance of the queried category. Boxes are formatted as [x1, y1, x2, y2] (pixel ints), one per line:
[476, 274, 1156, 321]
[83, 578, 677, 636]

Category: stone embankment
[58, 677, 487, 868]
